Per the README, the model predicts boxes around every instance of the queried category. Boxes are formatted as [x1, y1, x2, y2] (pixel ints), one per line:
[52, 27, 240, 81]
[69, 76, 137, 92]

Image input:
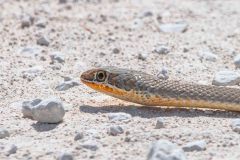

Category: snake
[80, 66, 240, 112]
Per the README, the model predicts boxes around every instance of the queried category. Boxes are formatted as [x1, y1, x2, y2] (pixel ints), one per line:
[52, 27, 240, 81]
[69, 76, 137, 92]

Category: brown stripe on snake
[80, 66, 240, 112]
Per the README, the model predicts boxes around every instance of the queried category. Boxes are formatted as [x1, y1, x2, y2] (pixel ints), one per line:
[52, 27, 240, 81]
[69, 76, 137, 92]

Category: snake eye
[96, 71, 106, 82]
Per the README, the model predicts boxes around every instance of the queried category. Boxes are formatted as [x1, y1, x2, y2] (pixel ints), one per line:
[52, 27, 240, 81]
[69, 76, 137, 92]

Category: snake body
[81, 67, 240, 112]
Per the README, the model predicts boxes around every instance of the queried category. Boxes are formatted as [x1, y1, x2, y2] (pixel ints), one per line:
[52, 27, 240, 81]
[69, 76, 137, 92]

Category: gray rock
[31, 98, 65, 123]
[57, 152, 73, 160]
[138, 10, 153, 18]
[18, 46, 42, 57]
[21, 16, 33, 28]
[159, 22, 188, 33]
[35, 19, 47, 28]
[112, 48, 120, 54]
[155, 117, 164, 129]
[50, 52, 65, 64]
[131, 18, 143, 30]
[154, 45, 170, 54]
[198, 50, 218, 62]
[233, 54, 240, 68]
[74, 132, 84, 141]
[147, 140, 186, 160]
[6, 144, 17, 156]
[107, 112, 132, 121]
[212, 70, 240, 86]
[182, 140, 207, 152]
[56, 80, 80, 91]
[157, 67, 169, 80]
[80, 140, 98, 151]
[59, 0, 67, 3]
[37, 36, 50, 46]
[22, 99, 42, 118]
[231, 119, 240, 133]
[138, 53, 147, 60]
[108, 125, 124, 136]
[0, 129, 10, 139]
[22, 66, 44, 80]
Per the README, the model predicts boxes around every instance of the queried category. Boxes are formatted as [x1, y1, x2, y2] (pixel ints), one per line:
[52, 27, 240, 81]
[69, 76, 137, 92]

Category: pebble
[198, 50, 218, 62]
[153, 45, 170, 54]
[107, 112, 132, 121]
[159, 22, 188, 33]
[0, 128, 10, 139]
[6, 144, 17, 156]
[57, 152, 73, 160]
[22, 66, 44, 80]
[112, 48, 120, 54]
[18, 46, 42, 57]
[22, 98, 42, 118]
[157, 67, 169, 80]
[230, 119, 240, 133]
[80, 140, 98, 151]
[182, 140, 207, 152]
[35, 19, 47, 28]
[212, 70, 240, 86]
[74, 132, 84, 141]
[138, 53, 147, 60]
[138, 10, 153, 18]
[130, 18, 143, 30]
[233, 54, 240, 68]
[55, 80, 80, 91]
[50, 52, 65, 64]
[21, 16, 33, 28]
[22, 98, 65, 123]
[147, 140, 186, 160]
[37, 36, 50, 46]
[155, 117, 164, 129]
[108, 125, 124, 136]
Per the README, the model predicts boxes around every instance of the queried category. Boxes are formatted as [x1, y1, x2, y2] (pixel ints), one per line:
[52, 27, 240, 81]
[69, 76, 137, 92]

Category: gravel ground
[1, 0, 240, 159]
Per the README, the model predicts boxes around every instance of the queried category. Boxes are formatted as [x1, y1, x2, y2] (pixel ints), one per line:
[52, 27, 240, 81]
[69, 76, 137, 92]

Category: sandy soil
[1, 0, 240, 159]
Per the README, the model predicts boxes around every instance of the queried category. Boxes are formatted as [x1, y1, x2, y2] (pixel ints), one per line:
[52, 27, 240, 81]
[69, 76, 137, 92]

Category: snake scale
[81, 66, 240, 112]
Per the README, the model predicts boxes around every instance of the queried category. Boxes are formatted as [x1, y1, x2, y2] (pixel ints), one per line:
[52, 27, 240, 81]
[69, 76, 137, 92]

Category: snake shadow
[79, 105, 240, 118]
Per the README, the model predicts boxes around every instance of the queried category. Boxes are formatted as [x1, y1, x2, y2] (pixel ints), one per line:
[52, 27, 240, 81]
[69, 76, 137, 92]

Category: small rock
[18, 46, 42, 57]
[21, 16, 33, 28]
[6, 144, 17, 156]
[138, 10, 153, 18]
[59, 0, 67, 3]
[0, 129, 10, 139]
[112, 48, 120, 54]
[22, 99, 42, 118]
[56, 80, 80, 91]
[155, 117, 164, 129]
[22, 66, 44, 80]
[231, 119, 240, 133]
[147, 140, 186, 160]
[50, 52, 65, 64]
[37, 36, 50, 46]
[74, 132, 84, 141]
[108, 125, 124, 136]
[212, 70, 240, 86]
[35, 19, 47, 28]
[233, 54, 240, 68]
[80, 140, 98, 151]
[198, 50, 218, 62]
[157, 67, 169, 80]
[28, 98, 65, 123]
[159, 22, 188, 33]
[154, 45, 170, 54]
[57, 152, 73, 160]
[182, 140, 207, 152]
[107, 112, 132, 121]
[138, 53, 147, 60]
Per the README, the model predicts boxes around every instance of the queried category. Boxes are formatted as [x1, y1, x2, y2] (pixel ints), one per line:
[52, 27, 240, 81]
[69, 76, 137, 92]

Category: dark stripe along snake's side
[81, 67, 240, 112]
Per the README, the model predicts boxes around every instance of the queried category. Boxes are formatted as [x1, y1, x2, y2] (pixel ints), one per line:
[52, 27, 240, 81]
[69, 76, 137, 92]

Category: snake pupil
[96, 72, 105, 82]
